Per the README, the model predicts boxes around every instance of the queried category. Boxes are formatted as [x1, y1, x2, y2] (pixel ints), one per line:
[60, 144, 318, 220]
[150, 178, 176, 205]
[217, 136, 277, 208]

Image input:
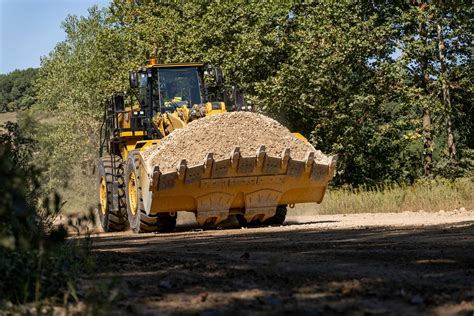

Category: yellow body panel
[128, 171, 139, 216]
[117, 105, 141, 130]
[121, 140, 159, 161]
[137, 140, 160, 151]
[99, 176, 107, 215]
[135, 148, 337, 225]
[120, 131, 146, 137]
[293, 133, 308, 142]
[205, 102, 226, 115]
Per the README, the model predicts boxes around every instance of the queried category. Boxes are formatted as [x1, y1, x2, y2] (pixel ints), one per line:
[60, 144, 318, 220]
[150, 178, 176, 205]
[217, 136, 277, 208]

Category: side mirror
[203, 63, 213, 76]
[215, 66, 223, 86]
[129, 71, 138, 89]
[114, 94, 125, 112]
[232, 86, 246, 110]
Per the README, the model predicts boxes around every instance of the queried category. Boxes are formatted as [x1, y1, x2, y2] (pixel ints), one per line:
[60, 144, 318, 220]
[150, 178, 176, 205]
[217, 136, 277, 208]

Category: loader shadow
[171, 219, 340, 233]
[89, 221, 474, 315]
[282, 219, 339, 226]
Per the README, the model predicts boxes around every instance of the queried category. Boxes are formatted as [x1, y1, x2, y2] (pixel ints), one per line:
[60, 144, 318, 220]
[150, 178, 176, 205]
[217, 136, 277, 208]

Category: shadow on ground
[86, 221, 474, 315]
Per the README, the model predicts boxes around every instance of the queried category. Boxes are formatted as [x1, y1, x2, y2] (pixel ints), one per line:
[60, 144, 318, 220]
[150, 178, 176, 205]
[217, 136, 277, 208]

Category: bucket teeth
[203, 153, 214, 177]
[305, 151, 315, 168]
[177, 159, 187, 181]
[151, 166, 161, 190]
[230, 147, 240, 169]
[281, 148, 291, 169]
[154, 148, 335, 191]
[204, 153, 214, 168]
[256, 145, 266, 167]
[152, 145, 335, 195]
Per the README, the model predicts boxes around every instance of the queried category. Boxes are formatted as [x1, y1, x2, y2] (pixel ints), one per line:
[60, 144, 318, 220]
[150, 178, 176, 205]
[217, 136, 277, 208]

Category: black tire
[125, 153, 177, 233]
[263, 205, 287, 225]
[237, 205, 287, 227]
[96, 155, 129, 232]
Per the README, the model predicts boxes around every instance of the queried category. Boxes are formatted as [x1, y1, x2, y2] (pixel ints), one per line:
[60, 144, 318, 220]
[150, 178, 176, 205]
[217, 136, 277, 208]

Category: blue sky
[0, 0, 109, 74]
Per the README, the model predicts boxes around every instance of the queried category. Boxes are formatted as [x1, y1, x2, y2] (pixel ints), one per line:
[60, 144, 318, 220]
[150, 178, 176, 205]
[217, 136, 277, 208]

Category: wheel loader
[97, 58, 336, 233]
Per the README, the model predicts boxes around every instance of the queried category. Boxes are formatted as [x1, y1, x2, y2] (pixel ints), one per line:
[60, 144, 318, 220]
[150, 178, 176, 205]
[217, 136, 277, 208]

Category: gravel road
[84, 210, 474, 315]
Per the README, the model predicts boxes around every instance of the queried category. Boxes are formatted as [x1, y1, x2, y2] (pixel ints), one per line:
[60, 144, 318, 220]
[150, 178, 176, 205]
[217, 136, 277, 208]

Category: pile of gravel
[142, 112, 328, 173]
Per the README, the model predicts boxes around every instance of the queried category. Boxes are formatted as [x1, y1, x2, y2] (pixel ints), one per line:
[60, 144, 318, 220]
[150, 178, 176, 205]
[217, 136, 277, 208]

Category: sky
[0, 0, 109, 74]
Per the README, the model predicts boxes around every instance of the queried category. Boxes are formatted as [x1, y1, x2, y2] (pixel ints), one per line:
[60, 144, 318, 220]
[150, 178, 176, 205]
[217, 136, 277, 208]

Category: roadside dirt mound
[142, 112, 328, 173]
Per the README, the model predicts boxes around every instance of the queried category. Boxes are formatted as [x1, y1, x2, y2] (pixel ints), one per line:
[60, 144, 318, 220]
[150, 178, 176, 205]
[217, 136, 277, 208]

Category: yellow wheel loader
[97, 59, 336, 233]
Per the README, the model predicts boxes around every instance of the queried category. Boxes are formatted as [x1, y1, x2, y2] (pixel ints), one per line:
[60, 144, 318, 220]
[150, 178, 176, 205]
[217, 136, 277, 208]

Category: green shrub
[0, 122, 78, 306]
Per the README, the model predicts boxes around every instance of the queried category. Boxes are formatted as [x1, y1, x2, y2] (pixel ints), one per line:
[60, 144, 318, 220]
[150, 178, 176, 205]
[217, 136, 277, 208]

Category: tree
[395, 2, 472, 177]
[0, 68, 38, 112]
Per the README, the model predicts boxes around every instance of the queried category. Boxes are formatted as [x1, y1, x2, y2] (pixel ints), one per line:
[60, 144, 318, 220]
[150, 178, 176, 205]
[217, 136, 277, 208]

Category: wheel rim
[99, 176, 107, 215]
[128, 171, 139, 216]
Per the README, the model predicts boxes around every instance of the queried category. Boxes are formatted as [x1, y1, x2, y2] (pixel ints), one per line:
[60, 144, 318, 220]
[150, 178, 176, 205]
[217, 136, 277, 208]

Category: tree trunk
[437, 20, 456, 161]
[419, 12, 432, 177]
[422, 107, 432, 177]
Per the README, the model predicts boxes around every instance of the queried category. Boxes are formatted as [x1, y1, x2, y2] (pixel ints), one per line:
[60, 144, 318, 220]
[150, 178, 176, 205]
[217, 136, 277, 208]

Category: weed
[304, 178, 473, 215]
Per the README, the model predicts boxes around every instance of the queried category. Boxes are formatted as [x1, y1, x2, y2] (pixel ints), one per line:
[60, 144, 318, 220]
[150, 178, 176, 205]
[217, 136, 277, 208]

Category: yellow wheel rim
[128, 171, 139, 216]
[99, 176, 107, 215]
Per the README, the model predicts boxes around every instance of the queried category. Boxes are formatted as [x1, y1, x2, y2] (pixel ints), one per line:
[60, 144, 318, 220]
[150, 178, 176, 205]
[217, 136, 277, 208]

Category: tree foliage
[0, 68, 38, 112]
[34, 2, 473, 189]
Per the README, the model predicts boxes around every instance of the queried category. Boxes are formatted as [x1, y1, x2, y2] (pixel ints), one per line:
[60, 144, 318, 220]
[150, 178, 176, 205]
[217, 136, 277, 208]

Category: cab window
[139, 73, 148, 106]
[158, 67, 202, 112]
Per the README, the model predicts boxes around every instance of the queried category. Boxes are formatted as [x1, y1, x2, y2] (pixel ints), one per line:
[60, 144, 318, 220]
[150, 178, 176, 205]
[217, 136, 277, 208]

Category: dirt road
[86, 210, 474, 315]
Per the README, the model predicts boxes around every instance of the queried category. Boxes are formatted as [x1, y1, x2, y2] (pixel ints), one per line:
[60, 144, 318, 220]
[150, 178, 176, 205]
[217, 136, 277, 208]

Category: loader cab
[132, 62, 244, 114]
[156, 66, 203, 112]
[134, 63, 206, 114]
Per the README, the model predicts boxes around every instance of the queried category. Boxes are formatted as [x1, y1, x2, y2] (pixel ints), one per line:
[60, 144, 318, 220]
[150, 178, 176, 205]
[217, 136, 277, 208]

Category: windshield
[158, 67, 202, 111]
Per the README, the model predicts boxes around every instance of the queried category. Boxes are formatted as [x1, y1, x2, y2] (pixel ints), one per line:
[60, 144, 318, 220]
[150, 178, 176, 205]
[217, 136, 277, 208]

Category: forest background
[1, 1, 472, 212]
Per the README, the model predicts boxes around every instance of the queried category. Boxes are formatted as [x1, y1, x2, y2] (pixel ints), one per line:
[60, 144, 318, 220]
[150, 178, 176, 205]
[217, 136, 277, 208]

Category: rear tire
[237, 205, 287, 227]
[96, 155, 129, 232]
[125, 153, 177, 233]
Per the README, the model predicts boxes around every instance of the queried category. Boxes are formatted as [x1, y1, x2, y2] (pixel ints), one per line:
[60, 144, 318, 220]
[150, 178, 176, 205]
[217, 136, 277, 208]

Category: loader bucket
[135, 145, 337, 225]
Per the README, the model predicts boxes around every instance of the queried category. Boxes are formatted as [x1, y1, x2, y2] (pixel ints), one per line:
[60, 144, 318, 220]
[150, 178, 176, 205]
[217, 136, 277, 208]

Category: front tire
[125, 153, 177, 233]
[96, 155, 129, 232]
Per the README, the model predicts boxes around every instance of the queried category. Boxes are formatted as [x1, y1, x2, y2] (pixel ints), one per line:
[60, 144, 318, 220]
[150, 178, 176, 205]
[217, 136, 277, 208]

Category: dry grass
[295, 178, 474, 215]
[60, 175, 96, 215]
[0, 111, 17, 125]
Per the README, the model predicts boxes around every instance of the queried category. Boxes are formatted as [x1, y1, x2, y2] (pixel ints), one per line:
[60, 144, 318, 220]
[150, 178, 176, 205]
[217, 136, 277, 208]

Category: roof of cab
[145, 62, 205, 69]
